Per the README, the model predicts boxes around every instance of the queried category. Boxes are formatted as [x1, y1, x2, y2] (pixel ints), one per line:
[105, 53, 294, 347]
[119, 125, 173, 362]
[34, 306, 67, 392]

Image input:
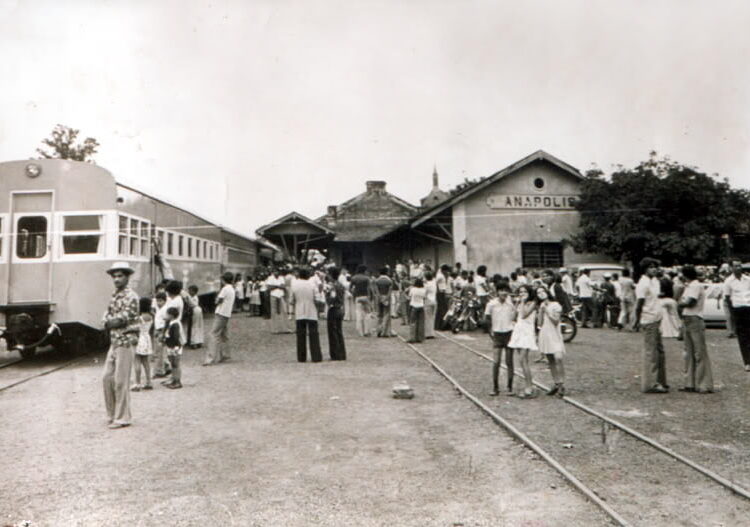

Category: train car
[0, 159, 266, 359]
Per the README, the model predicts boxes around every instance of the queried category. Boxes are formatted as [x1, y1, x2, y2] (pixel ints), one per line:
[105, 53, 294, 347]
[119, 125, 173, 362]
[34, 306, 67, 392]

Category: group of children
[132, 286, 192, 391]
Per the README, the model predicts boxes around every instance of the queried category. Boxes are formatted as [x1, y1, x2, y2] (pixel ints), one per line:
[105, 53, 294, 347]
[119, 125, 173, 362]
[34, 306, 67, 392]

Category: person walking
[290, 267, 323, 362]
[723, 261, 750, 371]
[203, 272, 236, 365]
[678, 265, 714, 393]
[536, 286, 567, 397]
[373, 267, 394, 337]
[350, 265, 373, 337]
[102, 262, 140, 429]
[508, 285, 538, 398]
[162, 307, 184, 389]
[485, 283, 516, 396]
[325, 268, 347, 360]
[576, 269, 595, 328]
[634, 258, 669, 393]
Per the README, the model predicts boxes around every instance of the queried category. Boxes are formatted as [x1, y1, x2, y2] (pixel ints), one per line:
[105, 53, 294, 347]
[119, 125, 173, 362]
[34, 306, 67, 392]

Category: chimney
[327, 205, 337, 227]
[366, 180, 387, 194]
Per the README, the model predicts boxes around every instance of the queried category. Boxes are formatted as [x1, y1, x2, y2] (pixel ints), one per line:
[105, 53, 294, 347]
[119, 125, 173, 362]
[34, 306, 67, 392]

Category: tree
[36, 124, 100, 163]
[568, 152, 750, 269]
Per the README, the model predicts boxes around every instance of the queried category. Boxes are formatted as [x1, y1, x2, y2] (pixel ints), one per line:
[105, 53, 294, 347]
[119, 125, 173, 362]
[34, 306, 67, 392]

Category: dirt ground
[0, 314, 610, 527]
[412, 323, 750, 526]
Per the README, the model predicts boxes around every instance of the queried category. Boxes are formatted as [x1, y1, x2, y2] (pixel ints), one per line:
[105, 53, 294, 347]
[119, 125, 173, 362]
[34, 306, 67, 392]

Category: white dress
[508, 304, 538, 351]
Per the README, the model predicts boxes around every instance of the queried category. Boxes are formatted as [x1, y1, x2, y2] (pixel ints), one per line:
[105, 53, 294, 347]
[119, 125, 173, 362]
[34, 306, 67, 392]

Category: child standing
[508, 285, 539, 398]
[536, 286, 567, 397]
[151, 292, 170, 378]
[485, 284, 517, 396]
[132, 297, 154, 391]
[162, 306, 184, 389]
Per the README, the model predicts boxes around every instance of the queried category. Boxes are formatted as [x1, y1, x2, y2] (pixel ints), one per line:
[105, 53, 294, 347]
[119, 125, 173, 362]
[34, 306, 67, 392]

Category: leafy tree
[36, 124, 99, 163]
[569, 152, 750, 269]
[448, 176, 486, 196]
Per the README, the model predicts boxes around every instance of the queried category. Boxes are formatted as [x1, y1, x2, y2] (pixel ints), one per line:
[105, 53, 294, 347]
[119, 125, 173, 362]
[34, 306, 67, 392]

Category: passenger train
[0, 159, 273, 359]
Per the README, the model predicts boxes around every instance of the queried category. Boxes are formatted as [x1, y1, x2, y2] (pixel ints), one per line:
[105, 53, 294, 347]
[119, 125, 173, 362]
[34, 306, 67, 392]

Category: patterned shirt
[103, 286, 140, 347]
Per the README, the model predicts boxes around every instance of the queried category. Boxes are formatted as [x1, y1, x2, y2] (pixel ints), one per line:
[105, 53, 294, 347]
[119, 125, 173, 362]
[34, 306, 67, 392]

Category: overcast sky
[1, 0, 748, 235]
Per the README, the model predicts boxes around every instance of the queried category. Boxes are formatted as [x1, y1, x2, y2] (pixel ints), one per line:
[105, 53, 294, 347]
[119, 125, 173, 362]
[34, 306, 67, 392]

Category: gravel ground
[0, 314, 609, 527]
[399, 324, 750, 526]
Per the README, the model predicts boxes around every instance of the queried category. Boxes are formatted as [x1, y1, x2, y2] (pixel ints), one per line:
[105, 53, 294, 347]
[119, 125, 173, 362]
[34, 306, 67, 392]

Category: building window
[16, 216, 47, 259]
[140, 221, 149, 256]
[61, 214, 104, 255]
[521, 242, 563, 268]
[533, 177, 545, 190]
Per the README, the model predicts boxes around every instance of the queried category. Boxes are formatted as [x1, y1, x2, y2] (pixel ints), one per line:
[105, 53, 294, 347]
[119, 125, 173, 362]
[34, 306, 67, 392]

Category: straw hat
[106, 261, 135, 276]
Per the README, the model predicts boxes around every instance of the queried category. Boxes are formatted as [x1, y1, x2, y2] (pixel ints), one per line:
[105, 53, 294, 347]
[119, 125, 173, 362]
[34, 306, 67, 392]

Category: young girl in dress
[508, 285, 538, 398]
[536, 286, 567, 397]
[132, 297, 154, 391]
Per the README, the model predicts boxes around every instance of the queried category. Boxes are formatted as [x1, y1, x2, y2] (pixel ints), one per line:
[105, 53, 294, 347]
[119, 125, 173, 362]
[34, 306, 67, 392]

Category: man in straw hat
[102, 261, 140, 428]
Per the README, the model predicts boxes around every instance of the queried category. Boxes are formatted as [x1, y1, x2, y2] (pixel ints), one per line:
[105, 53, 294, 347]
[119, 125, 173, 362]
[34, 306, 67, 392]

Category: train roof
[116, 180, 258, 244]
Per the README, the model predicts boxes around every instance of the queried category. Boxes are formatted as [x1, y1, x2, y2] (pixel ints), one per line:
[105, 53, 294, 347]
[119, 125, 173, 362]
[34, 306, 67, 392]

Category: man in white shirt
[723, 261, 750, 371]
[559, 268, 574, 296]
[266, 269, 291, 334]
[575, 269, 595, 328]
[634, 258, 668, 393]
[203, 272, 236, 365]
[484, 284, 516, 396]
[679, 265, 714, 392]
[618, 269, 637, 330]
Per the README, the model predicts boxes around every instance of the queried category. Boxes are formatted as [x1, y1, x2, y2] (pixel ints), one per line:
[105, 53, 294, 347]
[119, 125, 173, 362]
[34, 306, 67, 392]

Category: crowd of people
[100, 255, 749, 429]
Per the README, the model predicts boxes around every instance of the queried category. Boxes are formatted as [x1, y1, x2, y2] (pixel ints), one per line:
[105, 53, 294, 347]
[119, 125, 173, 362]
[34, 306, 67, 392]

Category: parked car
[702, 282, 727, 328]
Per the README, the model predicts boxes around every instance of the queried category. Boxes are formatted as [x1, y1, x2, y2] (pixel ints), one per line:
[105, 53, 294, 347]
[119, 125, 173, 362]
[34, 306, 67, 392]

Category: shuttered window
[521, 242, 563, 268]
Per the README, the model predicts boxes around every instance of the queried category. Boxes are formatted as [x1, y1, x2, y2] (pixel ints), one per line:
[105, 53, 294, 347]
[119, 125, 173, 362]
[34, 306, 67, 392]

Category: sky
[1, 0, 749, 236]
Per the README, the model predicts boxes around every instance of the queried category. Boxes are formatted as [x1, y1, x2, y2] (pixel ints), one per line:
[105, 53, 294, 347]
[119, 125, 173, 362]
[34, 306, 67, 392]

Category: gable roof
[412, 150, 583, 227]
[255, 211, 335, 237]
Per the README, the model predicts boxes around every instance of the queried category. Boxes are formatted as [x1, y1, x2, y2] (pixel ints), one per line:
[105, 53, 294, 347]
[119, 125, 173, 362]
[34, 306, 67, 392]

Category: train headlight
[25, 163, 42, 178]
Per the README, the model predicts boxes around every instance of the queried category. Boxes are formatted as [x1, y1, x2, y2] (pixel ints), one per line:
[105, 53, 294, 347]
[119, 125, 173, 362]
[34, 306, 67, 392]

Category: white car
[702, 283, 727, 328]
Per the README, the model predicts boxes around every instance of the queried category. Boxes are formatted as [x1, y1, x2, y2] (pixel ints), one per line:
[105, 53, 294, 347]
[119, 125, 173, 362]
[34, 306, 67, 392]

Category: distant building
[257, 150, 611, 273]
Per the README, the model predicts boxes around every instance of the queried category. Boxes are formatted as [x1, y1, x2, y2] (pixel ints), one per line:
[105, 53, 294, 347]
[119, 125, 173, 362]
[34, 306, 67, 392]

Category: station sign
[486, 194, 578, 210]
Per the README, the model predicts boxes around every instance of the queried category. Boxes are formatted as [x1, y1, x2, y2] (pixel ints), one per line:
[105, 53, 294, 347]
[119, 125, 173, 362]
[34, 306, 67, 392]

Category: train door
[8, 191, 53, 303]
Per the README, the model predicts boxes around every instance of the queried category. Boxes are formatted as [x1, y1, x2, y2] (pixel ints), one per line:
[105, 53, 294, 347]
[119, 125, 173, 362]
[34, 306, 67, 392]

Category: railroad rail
[397, 330, 750, 526]
[0, 356, 88, 393]
[436, 330, 750, 501]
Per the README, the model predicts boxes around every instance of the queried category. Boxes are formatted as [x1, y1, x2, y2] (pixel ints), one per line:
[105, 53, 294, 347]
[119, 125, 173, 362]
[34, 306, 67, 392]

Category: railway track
[397, 330, 750, 526]
[0, 355, 89, 393]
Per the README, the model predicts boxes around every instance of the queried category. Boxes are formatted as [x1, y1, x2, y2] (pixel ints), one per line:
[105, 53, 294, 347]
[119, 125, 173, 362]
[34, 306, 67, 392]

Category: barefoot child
[132, 297, 154, 391]
[485, 283, 517, 396]
[162, 306, 184, 389]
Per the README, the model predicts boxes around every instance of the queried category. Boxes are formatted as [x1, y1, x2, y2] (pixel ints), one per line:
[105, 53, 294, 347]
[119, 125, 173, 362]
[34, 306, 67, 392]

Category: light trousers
[683, 316, 713, 391]
[103, 344, 134, 425]
[641, 321, 667, 392]
[204, 314, 230, 364]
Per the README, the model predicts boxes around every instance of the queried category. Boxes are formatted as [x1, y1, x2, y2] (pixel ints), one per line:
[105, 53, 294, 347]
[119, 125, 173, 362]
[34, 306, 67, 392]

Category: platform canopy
[255, 211, 335, 263]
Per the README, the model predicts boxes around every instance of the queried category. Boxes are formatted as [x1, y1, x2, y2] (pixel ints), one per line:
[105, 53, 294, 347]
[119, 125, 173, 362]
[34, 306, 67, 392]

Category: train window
[178, 235, 184, 257]
[187, 237, 193, 258]
[167, 233, 174, 255]
[209, 244, 214, 261]
[16, 216, 47, 259]
[62, 215, 103, 255]
[119, 215, 128, 234]
[0, 217, 3, 258]
[196, 240, 201, 259]
[140, 221, 149, 256]
[203, 241, 207, 260]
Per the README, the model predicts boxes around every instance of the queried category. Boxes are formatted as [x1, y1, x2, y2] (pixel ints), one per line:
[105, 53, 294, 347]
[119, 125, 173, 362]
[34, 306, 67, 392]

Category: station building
[257, 150, 609, 273]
